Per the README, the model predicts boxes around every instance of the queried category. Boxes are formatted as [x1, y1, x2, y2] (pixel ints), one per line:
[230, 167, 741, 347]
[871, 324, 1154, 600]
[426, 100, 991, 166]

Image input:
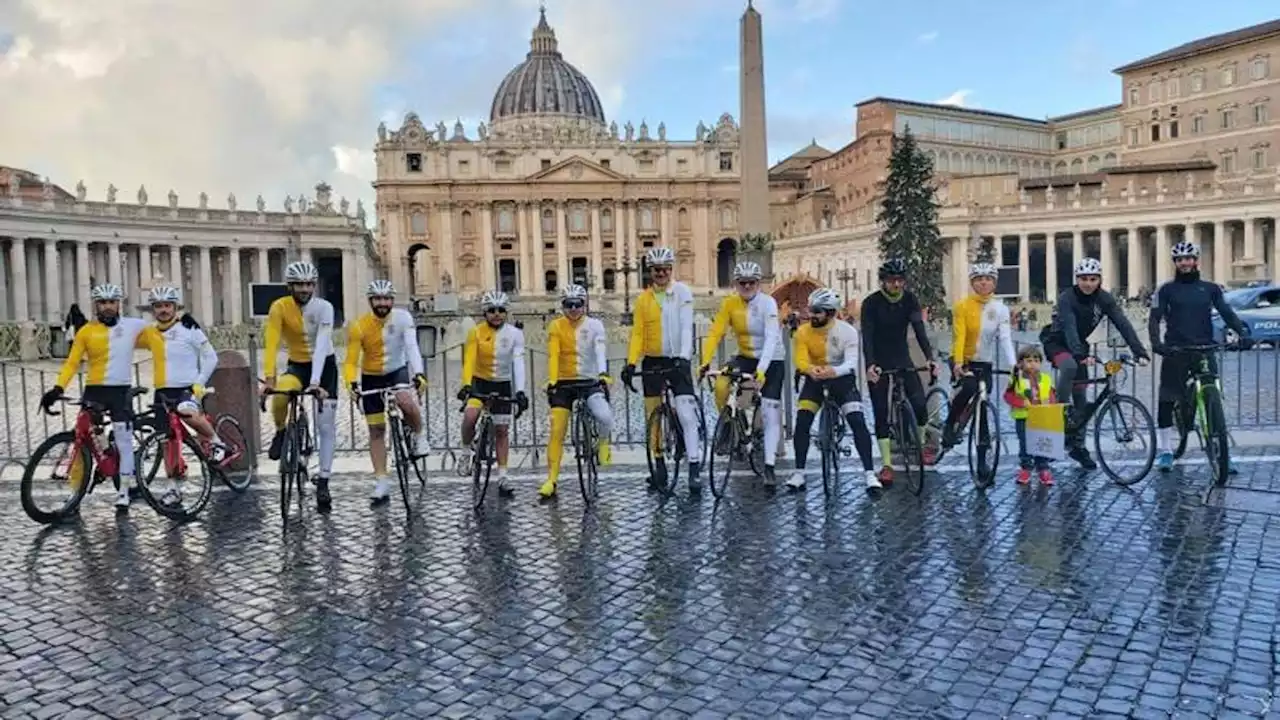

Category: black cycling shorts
[640, 357, 696, 398]
[360, 367, 412, 421]
[725, 355, 784, 401]
[797, 374, 859, 409]
[284, 356, 340, 399]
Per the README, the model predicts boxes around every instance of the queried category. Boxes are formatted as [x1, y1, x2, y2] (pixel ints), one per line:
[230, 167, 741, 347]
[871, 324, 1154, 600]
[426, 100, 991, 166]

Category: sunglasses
[485, 307, 507, 314]
[650, 266, 672, 273]
[737, 279, 758, 286]
[562, 300, 585, 309]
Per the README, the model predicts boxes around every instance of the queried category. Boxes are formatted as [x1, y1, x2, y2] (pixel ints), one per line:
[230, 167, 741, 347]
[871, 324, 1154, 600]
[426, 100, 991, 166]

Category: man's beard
[372, 305, 391, 317]
[292, 292, 312, 305]
[98, 313, 119, 326]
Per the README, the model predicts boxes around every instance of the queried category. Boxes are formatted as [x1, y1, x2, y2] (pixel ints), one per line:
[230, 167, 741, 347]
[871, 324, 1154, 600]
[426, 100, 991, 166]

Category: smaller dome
[489, 7, 606, 128]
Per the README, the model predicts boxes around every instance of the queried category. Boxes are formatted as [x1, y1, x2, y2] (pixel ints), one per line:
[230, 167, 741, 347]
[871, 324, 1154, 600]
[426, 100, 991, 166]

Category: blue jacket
[1147, 271, 1244, 348]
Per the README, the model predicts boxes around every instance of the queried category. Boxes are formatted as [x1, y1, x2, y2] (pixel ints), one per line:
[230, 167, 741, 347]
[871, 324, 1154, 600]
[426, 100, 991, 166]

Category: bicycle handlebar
[353, 383, 416, 397]
[1161, 343, 1225, 353]
[457, 392, 525, 419]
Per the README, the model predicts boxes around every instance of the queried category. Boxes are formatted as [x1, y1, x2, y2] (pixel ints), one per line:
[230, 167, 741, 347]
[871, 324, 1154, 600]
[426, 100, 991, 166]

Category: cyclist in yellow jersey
[344, 279, 429, 505]
[457, 289, 528, 495]
[788, 287, 879, 491]
[699, 260, 784, 487]
[259, 260, 340, 512]
[539, 284, 613, 499]
[40, 284, 163, 510]
[940, 262, 1016, 450]
[620, 246, 704, 493]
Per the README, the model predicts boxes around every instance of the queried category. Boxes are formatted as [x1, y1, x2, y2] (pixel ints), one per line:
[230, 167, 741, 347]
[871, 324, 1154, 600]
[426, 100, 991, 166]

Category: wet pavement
[2, 455, 1279, 719]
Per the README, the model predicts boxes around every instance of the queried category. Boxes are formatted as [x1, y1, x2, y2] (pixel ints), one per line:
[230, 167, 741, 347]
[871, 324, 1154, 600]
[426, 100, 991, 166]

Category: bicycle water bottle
[93, 427, 109, 453]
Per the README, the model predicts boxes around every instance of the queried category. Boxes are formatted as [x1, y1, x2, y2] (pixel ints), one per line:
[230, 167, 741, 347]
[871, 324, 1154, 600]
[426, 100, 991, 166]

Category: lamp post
[836, 268, 857, 301]
[618, 258, 635, 325]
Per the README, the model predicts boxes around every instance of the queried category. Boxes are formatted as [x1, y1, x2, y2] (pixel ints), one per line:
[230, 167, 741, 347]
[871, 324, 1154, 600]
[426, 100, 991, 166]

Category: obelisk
[739, 1, 770, 236]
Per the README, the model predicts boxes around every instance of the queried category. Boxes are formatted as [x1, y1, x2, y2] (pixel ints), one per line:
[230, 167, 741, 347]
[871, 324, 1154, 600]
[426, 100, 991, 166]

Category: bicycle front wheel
[574, 409, 599, 504]
[136, 434, 214, 522]
[388, 417, 413, 514]
[898, 401, 925, 496]
[1094, 394, 1157, 486]
[20, 431, 91, 524]
[1201, 386, 1231, 486]
[967, 399, 1001, 490]
[214, 414, 253, 492]
[820, 407, 840, 497]
[279, 429, 298, 528]
[709, 411, 738, 499]
[645, 403, 684, 494]
[472, 417, 495, 511]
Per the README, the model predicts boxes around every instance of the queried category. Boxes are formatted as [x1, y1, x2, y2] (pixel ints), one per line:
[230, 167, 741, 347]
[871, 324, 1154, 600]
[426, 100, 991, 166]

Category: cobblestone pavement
[3, 449, 1280, 719]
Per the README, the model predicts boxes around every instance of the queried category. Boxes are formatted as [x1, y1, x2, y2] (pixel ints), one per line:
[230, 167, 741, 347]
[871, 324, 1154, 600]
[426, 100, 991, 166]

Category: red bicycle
[134, 387, 252, 521]
[21, 388, 151, 524]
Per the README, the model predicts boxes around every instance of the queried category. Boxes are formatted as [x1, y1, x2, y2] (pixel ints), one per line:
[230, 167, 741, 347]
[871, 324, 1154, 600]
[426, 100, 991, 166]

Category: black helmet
[879, 258, 907, 279]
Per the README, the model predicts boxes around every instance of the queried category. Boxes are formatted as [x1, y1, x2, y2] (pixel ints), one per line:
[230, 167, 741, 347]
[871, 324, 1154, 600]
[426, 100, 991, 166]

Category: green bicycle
[1164, 344, 1233, 486]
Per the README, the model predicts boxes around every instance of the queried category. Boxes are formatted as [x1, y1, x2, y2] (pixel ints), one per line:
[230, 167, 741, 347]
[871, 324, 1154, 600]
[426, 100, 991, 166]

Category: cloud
[935, 89, 974, 107]
[792, 0, 839, 22]
[766, 109, 854, 164]
[917, 31, 939, 44]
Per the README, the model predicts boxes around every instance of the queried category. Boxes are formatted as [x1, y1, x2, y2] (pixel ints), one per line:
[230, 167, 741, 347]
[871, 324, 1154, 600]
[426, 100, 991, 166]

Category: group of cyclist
[39, 234, 1247, 515]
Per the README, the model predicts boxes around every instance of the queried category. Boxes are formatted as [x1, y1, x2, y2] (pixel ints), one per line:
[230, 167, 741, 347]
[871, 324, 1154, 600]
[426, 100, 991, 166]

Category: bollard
[206, 349, 258, 472]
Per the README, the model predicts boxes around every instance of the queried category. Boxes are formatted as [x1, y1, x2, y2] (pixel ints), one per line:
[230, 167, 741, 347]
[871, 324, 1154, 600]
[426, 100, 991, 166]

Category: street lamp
[618, 258, 636, 325]
[836, 268, 857, 301]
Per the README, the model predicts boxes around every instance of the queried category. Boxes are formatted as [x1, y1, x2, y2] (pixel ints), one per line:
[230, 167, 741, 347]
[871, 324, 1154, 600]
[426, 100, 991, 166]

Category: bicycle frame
[1066, 355, 1132, 430]
[70, 402, 120, 480]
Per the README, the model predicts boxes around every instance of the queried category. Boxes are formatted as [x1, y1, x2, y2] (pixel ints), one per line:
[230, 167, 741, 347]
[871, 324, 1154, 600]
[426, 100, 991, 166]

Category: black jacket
[860, 290, 933, 369]
[1147, 271, 1245, 348]
[1040, 287, 1146, 358]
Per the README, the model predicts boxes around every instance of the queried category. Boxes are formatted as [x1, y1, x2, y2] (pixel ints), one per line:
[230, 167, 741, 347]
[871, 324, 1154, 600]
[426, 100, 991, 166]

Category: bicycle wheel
[967, 399, 1000, 489]
[820, 405, 840, 497]
[709, 411, 738, 499]
[20, 431, 92, 524]
[898, 401, 925, 496]
[279, 428, 297, 527]
[645, 403, 684, 494]
[1201, 386, 1231, 486]
[213, 414, 253, 492]
[745, 406, 766, 477]
[472, 416, 494, 511]
[135, 434, 214, 522]
[400, 420, 428, 487]
[924, 386, 949, 457]
[1093, 393, 1157, 486]
[1172, 394, 1194, 459]
[574, 408, 599, 504]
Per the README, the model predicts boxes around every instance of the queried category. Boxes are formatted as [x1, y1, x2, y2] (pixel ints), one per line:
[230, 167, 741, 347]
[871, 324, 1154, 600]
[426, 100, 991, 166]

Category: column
[590, 201, 603, 288]
[628, 203, 639, 264]
[517, 202, 533, 293]
[660, 201, 673, 248]
[1100, 230, 1116, 291]
[532, 202, 546, 293]
[949, 236, 967, 303]
[75, 240, 91, 310]
[1213, 220, 1230, 285]
[1045, 234, 1058, 299]
[1125, 227, 1142, 298]
[693, 202, 709, 289]
[340, 248, 357, 326]
[43, 238, 60, 324]
[1016, 234, 1030, 302]
[107, 241, 122, 285]
[479, 202, 496, 290]
[198, 246, 213, 322]
[1070, 230, 1083, 267]
[1243, 217, 1258, 278]
[1153, 225, 1171, 285]
[439, 203, 457, 288]
[139, 242, 153, 292]
[1194, 224, 1212, 283]
[256, 247, 270, 283]
[227, 248, 243, 324]
[556, 202, 569, 286]
[10, 240, 29, 322]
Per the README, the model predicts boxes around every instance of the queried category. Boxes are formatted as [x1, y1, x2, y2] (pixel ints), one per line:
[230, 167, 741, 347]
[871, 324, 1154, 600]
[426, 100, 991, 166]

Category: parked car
[1213, 284, 1280, 348]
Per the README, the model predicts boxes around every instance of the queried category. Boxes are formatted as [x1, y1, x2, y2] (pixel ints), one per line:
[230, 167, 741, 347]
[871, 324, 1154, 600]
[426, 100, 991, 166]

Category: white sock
[1159, 426, 1176, 454]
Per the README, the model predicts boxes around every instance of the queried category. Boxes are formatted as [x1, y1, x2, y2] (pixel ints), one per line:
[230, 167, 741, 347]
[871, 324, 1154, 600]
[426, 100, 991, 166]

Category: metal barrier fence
[3, 323, 1278, 473]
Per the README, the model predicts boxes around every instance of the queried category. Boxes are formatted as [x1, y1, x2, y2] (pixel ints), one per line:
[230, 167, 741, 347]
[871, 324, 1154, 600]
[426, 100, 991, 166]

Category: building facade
[374, 8, 747, 300]
[773, 18, 1280, 303]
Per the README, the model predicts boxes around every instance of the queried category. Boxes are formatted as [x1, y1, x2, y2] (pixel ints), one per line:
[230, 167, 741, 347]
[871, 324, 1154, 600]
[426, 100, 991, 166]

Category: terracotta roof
[855, 96, 1047, 126]
[1113, 18, 1280, 74]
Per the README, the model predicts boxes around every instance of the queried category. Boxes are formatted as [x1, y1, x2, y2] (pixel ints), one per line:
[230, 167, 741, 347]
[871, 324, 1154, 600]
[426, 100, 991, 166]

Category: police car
[1213, 284, 1280, 349]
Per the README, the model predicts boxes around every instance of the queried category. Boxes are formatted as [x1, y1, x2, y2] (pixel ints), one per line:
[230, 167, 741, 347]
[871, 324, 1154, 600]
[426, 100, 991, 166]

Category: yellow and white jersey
[702, 292, 783, 371]
[462, 322, 527, 391]
[547, 315, 607, 383]
[793, 319, 861, 378]
[56, 317, 163, 388]
[950, 294, 1015, 368]
[263, 296, 336, 377]
[343, 308, 424, 383]
[626, 281, 695, 363]
[153, 321, 218, 389]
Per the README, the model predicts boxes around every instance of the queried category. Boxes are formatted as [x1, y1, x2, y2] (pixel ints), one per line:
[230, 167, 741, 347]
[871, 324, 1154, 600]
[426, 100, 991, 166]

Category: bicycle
[704, 368, 765, 499]
[21, 387, 151, 524]
[1164, 344, 1232, 486]
[878, 366, 935, 496]
[559, 379, 608, 505]
[459, 392, 517, 511]
[807, 379, 851, 498]
[942, 362, 1011, 490]
[628, 366, 706, 496]
[1061, 354, 1156, 486]
[261, 387, 317, 528]
[355, 383, 428, 514]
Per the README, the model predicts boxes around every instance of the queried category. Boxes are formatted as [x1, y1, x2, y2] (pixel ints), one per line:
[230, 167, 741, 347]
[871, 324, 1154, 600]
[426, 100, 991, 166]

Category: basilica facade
[373, 8, 745, 301]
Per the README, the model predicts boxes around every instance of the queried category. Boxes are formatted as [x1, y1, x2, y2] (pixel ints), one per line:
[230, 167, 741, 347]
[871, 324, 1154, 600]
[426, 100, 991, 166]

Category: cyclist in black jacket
[862, 259, 937, 484]
[1040, 257, 1149, 470]
[1148, 240, 1246, 471]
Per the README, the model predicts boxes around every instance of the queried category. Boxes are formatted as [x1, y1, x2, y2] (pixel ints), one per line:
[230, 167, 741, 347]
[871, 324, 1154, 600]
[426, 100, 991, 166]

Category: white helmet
[560, 284, 588, 303]
[969, 262, 998, 279]
[366, 279, 395, 297]
[645, 246, 676, 267]
[1171, 241, 1200, 259]
[148, 285, 182, 305]
[91, 283, 124, 301]
[807, 287, 840, 311]
[284, 261, 319, 283]
[478, 289, 509, 310]
[1074, 258, 1103, 277]
[733, 261, 762, 281]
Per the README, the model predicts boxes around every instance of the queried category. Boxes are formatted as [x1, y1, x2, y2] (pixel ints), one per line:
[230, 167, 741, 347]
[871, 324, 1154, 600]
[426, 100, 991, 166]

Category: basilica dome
[488, 8, 606, 128]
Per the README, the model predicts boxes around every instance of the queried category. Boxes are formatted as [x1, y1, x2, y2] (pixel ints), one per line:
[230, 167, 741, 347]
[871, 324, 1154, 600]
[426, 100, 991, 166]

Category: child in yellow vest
[1003, 345, 1058, 486]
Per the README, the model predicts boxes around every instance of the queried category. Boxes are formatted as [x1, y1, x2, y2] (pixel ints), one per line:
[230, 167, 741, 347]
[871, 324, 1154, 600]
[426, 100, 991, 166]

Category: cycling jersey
[152, 320, 218, 388]
[701, 292, 782, 373]
[1041, 287, 1146, 358]
[56, 318, 163, 388]
[793, 319, 861, 378]
[950, 294, 1015, 368]
[343, 308, 424, 384]
[627, 282, 695, 363]
[547, 315, 607, 383]
[264, 296, 336, 385]
[1148, 271, 1244, 348]
[462, 322, 527, 391]
[860, 290, 933, 369]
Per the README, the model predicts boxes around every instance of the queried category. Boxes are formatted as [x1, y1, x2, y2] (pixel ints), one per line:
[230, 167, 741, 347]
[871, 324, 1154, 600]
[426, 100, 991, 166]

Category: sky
[0, 0, 1276, 223]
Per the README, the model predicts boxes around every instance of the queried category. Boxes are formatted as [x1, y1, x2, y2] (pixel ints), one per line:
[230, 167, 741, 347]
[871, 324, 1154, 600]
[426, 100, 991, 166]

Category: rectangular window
[1221, 66, 1236, 87]
[1192, 115, 1205, 133]
[1128, 127, 1139, 146]
[1254, 149, 1267, 169]
[1252, 58, 1269, 81]
[494, 158, 511, 173]
[1167, 77, 1180, 98]
[677, 158, 688, 172]
[1169, 120, 1179, 138]
[1056, 131, 1067, 150]
[406, 153, 422, 172]
[1221, 109, 1235, 129]
[541, 158, 552, 170]
[1191, 73, 1204, 92]
[1148, 82, 1160, 102]
[719, 152, 734, 171]
[1128, 87, 1140, 105]
[600, 159, 610, 169]
[1150, 124, 1160, 142]
[1254, 104, 1269, 124]
[457, 159, 470, 174]
[639, 158, 655, 171]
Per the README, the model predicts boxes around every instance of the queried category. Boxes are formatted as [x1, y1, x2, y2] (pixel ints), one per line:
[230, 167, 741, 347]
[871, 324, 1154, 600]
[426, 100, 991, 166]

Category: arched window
[541, 208, 555, 234]
[461, 210, 474, 235]
[601, 208, 613, 232]
[677, 207, 690, 230]
[409, 212, 426, 235]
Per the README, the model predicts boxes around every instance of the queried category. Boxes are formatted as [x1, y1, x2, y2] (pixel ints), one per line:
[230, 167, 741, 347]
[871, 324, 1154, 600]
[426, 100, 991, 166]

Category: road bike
[1165, 344, 1233, 486]
[261, 387, 317, 528]
[460, 392, 517, 511]
[942, 362, 1011, 490]
[878, 366, 935, 496]
[704, 368, 765, 499]
[355, 383, 428, 515]
[810, 380, 851, 498]
[557, 380, 608, 505]
[1063, 354, 1156, 486]
[629, 366, 706, 496]
[21, 388, 150, 524]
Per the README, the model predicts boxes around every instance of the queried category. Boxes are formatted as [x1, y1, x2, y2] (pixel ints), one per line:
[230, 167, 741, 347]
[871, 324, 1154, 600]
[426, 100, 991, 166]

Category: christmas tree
[876, 127, 947, 318]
